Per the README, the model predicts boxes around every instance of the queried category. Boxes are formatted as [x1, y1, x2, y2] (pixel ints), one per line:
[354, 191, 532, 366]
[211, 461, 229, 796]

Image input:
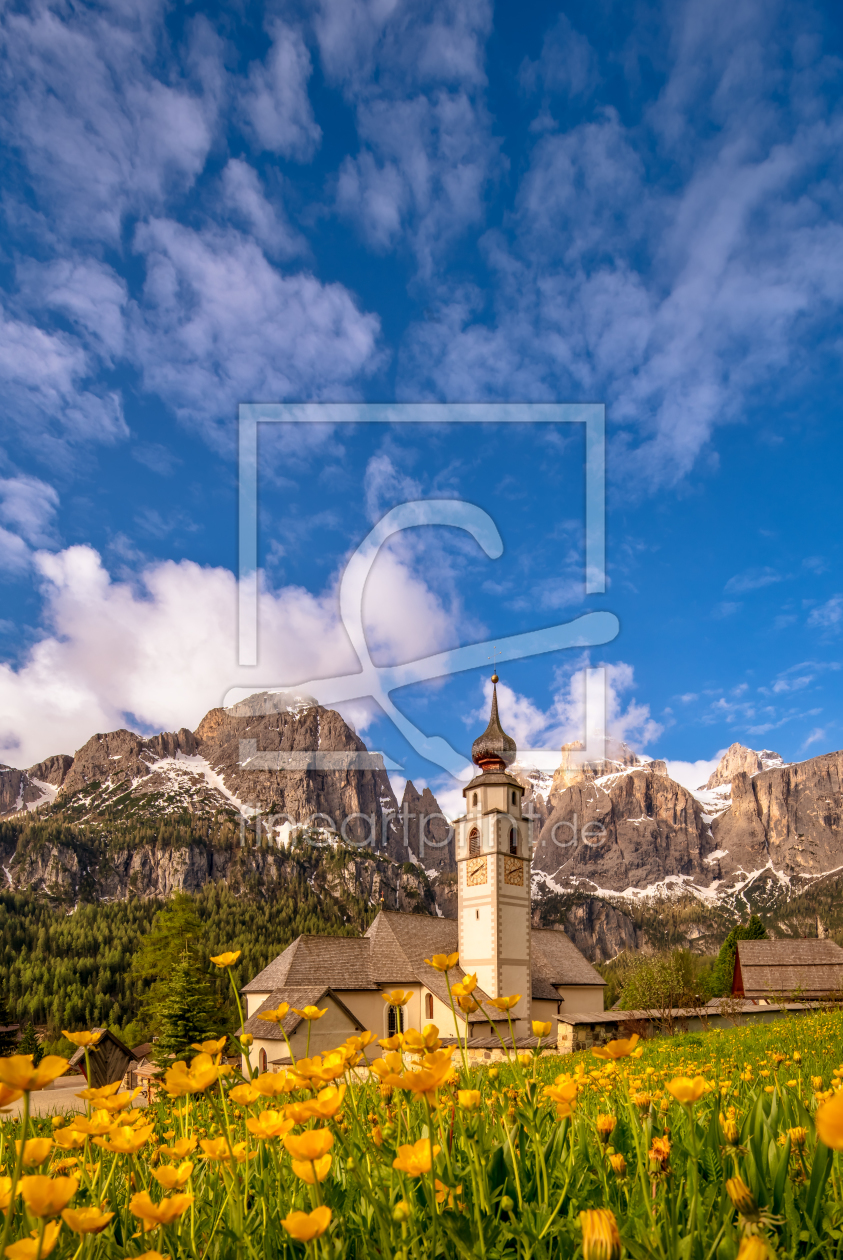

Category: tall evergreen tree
[713, 914, 767, 994]
[0, 987, 18, 1057]
[152, 954, 217, 1066]
[18, 1021, 43, 1065]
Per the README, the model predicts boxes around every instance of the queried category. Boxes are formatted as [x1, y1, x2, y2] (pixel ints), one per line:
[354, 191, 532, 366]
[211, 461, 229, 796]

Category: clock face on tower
[504, 856, 523, 886]
[466, 856, 487, 886]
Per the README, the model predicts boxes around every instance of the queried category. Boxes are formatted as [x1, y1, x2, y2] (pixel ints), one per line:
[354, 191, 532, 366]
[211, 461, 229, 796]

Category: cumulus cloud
[0, 3, 220, 241]
[130, 219, 382, 449]
[664, 757, 723, 791]
[0, 541, 463, 768]
[220, 160, 304, 259]
[239, 19, 321, 160]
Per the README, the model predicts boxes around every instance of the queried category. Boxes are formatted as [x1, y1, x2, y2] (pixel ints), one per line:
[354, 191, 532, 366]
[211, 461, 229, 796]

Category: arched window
[425, 992, 434, 1020]
[473, 792, 478, 807]
[509, 827, 518, 855]
[259, 1048, 267, 1073]
[469, 827, 481, 855]
[388, 1004, 405, 1038]
[512, 789, 517, 805]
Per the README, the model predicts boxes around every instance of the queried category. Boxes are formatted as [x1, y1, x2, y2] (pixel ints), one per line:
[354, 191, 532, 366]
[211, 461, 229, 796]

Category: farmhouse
[241, 678, 605, 1072]
[732, 938, 843, 1001]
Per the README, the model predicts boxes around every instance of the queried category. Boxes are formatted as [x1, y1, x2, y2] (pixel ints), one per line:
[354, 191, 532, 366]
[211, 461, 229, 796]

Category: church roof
[471, 677, 517, 769]
[242, 986, 366, 1040]
[242, 936, 377, 993]
[244, 912, 604, 1014]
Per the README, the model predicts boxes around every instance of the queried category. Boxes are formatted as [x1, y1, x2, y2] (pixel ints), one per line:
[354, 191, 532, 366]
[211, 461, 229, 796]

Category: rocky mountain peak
[704, 743, 785, 789]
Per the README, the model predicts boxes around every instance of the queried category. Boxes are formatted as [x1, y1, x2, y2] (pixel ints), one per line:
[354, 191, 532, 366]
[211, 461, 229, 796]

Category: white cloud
[724, 566, 784, 594]
[16, 258, 128, 360]
[802, 726, 827, 751]
[0, 475, 59, 547]
[130, 220, 382, 448]
[0, 540, 463, 768]
[1, 4, 220, 241]
[220, 160, 304, 259]
[239, 19, 321, 160]
[664, 757, 723, 791]
[808, 596, 843, 630]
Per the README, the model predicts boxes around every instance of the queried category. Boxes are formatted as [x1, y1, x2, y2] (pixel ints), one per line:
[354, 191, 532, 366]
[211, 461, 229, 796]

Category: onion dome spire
[471, 673, 517, 771]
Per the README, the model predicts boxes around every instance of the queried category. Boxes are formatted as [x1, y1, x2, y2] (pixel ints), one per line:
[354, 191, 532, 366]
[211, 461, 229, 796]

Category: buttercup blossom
[425, 953, 459, 972]
[20, 1176, 78, 1218]
[393, 1139, 441, 1176]
[816, 1090, 843, 1150]
[210, 951, 241, 967]
[5, 1222, 62, 1260]
[0, 1055, 69, 1092]
[130, 1192, 194, 1230]
[592, 1035, 640, 1061]
[667, 1076, 709, 1104]
[382, 989, 414, 1005]
[61, 1206, 115, 1235]
[282, 1206, 332, 1242]
[152, 1162, 194, 1190]
[257, 1003, 290, 1025]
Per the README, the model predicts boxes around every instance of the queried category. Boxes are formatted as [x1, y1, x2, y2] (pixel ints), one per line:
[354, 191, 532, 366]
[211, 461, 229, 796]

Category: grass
[2, 974, 843, 1259]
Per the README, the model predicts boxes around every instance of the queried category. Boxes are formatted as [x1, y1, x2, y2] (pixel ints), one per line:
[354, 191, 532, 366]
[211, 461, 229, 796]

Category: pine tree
[18, 1021, 43, 1066]
[0, 987, 17, 1057]
[152, 954, 217, 1066]
[713, 914, 767, 994]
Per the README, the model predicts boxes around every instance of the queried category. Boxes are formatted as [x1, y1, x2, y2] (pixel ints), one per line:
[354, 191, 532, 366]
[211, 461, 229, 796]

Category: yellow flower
[159, 1137, 196, 1160]
[0, 1055, 69, 1092]
[457, 1089, 482, 1110]
[382, 989, 414, 1005]
[787, 1126, 807, 1148]
[163, 1053, 221, 1097]
[816, 1090, 843, 1150]
[425, 952, 459, 972]
[291, 1154, 332, 1183]
[5, 1221, 62, 1260]
[579, 1208, 621, 1260]
[292, 1005, 326, 1021]
[229, 1083, 261, 1105]
[20, 1175, 78, 1218]
[736, 1239, 772, 1260]
[61, 1205, 115, 1234]
[434, 1179, 462, 1209]
[0, 1083, 23, 1107]
[285, 1084, 347, 1123]
[720, 1116, 740, 1145]
[404, 1025, 441, 1053]
[632, 1092, 651, 1112]
[210, 950, 241, 967]
[257, 1003, 290, 1025]
[190, 1037, 228, 1055]
[152, 1162, 194, 1190]
[450, 973, 478, 997]
[592, 1034, 640, 1061]
[284, 1129, 334, 1161]
[486, 994, 521, 1011]
[134, 1253, 169, 1260]
[596, 1114, 616, 1141]
[282, 1205, 332, 1242]
[812, 1075, 824, 1090]
[667, 1076, 708, 1103]
[726, 1176, 757, 1216]
[253, 1070, 298, 1097]
[246, 1111, 295, 1140]
[129, 1191, 194, 1231]
[0, 1176, 19, 1213]
[608, 1153, 627, 1177]
[378, 1034, 404, 1052]
[72, 1110, 113, 1136]
[532, 1020, 553, 1038]
[457, 994, 480, 1013]
[392, 1138, 440, 1176]
[96, 1088, 142, 1114]
[97, 1123, 155, 1155]
[649, 1135, 671, 1164]
[16, 1138, 53, 1166]
[61, 1030, 103, 1048]
[290, 1052, 346, 1084]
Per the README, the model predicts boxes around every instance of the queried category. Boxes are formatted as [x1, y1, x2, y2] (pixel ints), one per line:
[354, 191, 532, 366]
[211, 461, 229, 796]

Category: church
[241, 676, 605, 1070]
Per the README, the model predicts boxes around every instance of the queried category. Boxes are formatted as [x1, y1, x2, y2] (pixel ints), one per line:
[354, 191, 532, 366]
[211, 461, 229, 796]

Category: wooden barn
[732, 938, 843, 1001]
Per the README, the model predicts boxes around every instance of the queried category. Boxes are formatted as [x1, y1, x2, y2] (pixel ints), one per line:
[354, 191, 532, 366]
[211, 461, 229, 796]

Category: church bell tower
[454, 675, 531, 1034]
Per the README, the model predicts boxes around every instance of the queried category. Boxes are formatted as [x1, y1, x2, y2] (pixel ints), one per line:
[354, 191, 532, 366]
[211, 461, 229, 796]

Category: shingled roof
[242, 987, 365, 1040]
[244, 911, 604, 1017]
[734, 938, 843, 999]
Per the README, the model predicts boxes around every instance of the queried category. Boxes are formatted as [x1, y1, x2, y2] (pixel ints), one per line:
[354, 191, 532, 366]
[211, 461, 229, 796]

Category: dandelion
[393, 1139, 440, 1176]
[5, 1221, 62, 1260]
[631, 1092, 651, 1113]
[786, 1126, 807, 1148]
[608, 1153, 627, 1177]
[720, 1116, 741, 1145]
[579, 1208, 622, 1260]
[60, 1206, 115, 1235]
[726, 1176, 758, 1217]
[282, 1205, 332, 1242]
[649, 1135, 671, 1166]
[736, 1236, 771, 1259]
[210, 951, 241, 967]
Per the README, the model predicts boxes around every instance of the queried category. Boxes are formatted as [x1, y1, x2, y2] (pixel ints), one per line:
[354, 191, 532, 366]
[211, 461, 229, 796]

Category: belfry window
[512, 789, 516, 805]
[473, 792, 478, 807]
[469, 827, 481, 855]
[509, 827, 518, 855]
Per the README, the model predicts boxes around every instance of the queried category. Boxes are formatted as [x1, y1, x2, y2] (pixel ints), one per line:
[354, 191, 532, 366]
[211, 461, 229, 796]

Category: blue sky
[2, 0, 843, 808]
